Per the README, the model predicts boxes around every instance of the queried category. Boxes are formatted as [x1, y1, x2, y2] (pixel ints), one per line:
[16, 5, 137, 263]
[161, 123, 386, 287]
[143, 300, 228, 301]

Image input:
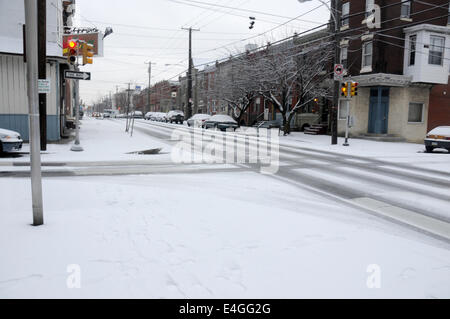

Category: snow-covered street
[1, 118, 449, 298]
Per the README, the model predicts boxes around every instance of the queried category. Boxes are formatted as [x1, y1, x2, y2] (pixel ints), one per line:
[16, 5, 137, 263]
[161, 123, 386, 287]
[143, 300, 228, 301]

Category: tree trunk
[282, 113, 290, 135]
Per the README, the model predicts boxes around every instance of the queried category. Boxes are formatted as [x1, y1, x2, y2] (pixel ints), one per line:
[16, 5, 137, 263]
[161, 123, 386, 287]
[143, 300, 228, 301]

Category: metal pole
[148, 62, 151, 113]
[343, 99, 350, 146]
[182, 27, 199, 120]
[71, 42, 83, 152]
[24, 0, 44, 226]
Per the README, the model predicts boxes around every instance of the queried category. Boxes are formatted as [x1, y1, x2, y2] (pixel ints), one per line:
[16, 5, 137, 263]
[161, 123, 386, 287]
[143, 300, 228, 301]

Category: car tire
[425, 146, 434, 153]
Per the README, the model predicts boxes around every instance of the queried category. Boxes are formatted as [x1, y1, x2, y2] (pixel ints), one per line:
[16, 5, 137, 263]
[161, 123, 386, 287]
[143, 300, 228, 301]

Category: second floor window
[342, 2, 350, 27]
[428, 35, 445, 66]
[409, 35, 416, 66]
[362, 41, 373, 68]
[365, 0, 375, 17]
[401, 1, 411, 18]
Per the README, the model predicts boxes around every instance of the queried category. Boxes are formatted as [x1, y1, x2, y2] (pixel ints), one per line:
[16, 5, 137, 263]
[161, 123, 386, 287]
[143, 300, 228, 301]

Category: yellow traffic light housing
[341, 82, 349, 98]
[82, 43, 94, 65]
[67, 40, 78, 65]
[350, 82, 358, 97]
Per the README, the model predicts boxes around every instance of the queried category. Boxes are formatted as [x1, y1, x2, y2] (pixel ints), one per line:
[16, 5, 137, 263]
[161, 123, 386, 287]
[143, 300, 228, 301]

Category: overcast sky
[75, 0, 331, 105]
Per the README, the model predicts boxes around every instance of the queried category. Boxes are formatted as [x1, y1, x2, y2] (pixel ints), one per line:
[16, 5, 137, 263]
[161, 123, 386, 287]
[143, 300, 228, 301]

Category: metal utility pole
[331, 0, 341, 145]
[24, 0, 44, 226]
[125, 83, 133, 132]
[182, 27, 199, 120]
[71, 41, 83, 152]
[145, 61, 155, 113]
[37, 0, 46, 151]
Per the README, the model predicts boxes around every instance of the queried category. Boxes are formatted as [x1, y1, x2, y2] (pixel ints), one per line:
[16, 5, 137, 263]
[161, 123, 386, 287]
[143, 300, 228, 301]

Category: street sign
[334, 64, 344, 81]
[64, 70, 91, 81]
[38, 79, 51, 94]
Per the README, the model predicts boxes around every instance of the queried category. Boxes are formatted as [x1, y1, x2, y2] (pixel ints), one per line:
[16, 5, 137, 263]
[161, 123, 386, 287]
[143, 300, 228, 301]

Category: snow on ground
[1, 172, 450, 299]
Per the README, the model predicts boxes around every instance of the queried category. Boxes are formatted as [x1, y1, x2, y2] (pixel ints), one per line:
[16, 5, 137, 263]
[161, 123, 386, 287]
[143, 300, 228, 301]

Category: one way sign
[64, 70, 91, 81]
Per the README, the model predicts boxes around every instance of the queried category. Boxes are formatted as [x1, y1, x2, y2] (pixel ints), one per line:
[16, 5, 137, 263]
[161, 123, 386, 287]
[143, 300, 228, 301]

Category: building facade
[0, 0, 75, 141]
[339, 0, 450, 142]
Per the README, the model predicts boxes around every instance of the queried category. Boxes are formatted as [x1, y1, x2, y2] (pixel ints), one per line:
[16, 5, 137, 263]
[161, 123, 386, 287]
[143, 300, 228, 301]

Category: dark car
[0, 128, 23, 153]
[424, 126, 450, 153]
[204, 115, 239, 131]
[167, 110, 184, 124]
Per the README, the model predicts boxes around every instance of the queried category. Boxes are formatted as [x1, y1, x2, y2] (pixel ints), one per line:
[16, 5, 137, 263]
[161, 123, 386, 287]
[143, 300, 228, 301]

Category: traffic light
[341, 82, 349, 98]
[82, 42, 94, 65]
[249, 16, 256, 29]
[67, 40, 78, 65]
[350, 82, 358, 97]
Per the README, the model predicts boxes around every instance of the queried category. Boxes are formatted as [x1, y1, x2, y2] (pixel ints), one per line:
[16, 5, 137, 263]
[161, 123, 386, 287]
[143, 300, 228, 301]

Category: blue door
[368, 87, 389, 134]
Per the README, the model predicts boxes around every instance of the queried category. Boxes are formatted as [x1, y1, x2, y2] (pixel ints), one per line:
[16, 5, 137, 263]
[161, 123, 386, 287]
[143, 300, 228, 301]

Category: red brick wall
[428, 76, 450, 131]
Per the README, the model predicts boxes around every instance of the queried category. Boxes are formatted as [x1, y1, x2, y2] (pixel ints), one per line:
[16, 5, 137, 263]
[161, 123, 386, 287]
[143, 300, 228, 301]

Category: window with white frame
[408, 102, 424, 123]
[362, 41, 373, 68]
[340, 46, 348, 68]
[428, 35, 445, 65]
[409, 35, 416, 66]
[365, 0, 375, 17]
[342, 2, 350, 27]
[401, 1, 411, 18]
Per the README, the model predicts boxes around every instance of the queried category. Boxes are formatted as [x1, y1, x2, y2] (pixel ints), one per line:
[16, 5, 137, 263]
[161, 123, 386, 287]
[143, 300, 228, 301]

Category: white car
[0, 128, 23, 153]
[187, 114, 211, 127]
[424, 126, 450, 153]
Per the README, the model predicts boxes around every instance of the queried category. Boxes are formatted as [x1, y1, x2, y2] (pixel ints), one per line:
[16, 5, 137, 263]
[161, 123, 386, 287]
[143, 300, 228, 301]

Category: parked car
[187, 114, 211, 127]
[0, 128, 23, 153]
[253, 120, 281, 129]
[424, 126, 450, 153]
[131, 111, 144, 119]
[204, 115, 238, 131]
[167, 110, 185, 124]
[145, 112, 154, 120]
[103, 112, 111, 118]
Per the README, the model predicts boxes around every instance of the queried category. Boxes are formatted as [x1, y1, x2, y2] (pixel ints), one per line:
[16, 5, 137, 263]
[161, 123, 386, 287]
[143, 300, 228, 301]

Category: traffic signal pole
[71, 40, 83, 152]
[24, 0, 44, 226]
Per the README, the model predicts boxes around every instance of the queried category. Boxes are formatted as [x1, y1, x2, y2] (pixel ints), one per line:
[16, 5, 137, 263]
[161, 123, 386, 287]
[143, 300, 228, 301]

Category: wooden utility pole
[331, 0, 341, 145]
[182, 27, 199, 120]
[38, 0, 47, 150]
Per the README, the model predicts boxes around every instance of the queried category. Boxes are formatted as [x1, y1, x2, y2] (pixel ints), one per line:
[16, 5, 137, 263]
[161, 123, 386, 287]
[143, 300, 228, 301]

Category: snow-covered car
[187, 114, 211, 127]
[424, 126, 450, 153]
[204, 115, 238, 131]
[167, 110, 184, 124]
[145, 112, 154, 120]
[0, 128, 23, 153]
[131, 111, 144, 119]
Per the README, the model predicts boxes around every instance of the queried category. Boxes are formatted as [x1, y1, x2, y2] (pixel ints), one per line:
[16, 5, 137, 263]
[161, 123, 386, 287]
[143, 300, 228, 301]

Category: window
[428, 35, 445, 65]
[365, 0, 375, 17]
[340, 46, 348, 68]
[362, 41, 373, 68]
[448, 3, 450, 25]
[408, 103, 423, 123]
[409, 35, 416, 66]
[401, 1, 411, 18]
[342, 2, 350, 27]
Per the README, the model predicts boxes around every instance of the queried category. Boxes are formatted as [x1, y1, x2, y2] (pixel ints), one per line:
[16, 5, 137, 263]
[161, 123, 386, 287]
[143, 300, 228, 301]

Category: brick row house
[338, 0, 450, 142]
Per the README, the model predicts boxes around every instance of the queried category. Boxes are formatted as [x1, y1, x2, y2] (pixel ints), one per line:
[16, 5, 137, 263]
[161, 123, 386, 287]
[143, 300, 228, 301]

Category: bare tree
[255, 39, 333, 135]
[212, 53, 260, 124]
